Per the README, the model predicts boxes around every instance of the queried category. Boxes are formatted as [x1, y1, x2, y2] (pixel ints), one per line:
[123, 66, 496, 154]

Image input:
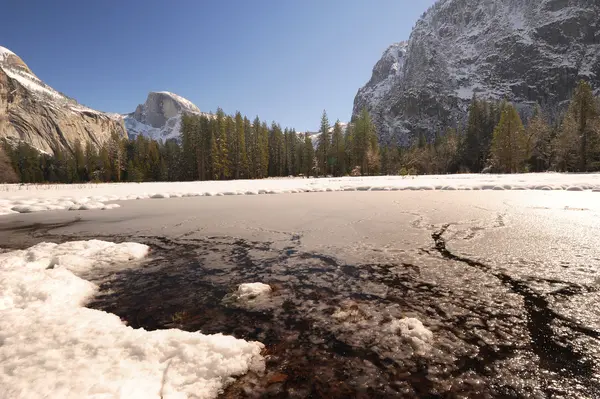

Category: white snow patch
[235, 283, 272, 300]
[2, 67, 65, 101]
[0, 240, 265, 399]
[156, 91, 201, 114]
[1, 173, 599, 217]
[384, 317, 434, 354]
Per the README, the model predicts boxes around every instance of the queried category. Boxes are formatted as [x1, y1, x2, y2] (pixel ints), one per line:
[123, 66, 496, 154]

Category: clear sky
[1, 0, 436, 131]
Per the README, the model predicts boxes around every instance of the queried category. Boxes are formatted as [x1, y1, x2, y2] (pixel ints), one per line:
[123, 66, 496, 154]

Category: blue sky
[1, 0, 435, 131]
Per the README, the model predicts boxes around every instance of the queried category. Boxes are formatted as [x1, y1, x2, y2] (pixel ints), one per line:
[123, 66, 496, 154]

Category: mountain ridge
[0, 45, 127, 154]
[353, 0, 600, 145]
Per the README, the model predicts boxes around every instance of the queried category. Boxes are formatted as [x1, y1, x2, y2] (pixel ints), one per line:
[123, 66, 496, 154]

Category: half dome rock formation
[353, 0, 600, 145]
[124, 91, 210, 141]
[0, 46, 126, 154]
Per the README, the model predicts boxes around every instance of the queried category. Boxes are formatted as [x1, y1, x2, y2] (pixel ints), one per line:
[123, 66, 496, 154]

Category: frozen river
[1, 190, 599, 398]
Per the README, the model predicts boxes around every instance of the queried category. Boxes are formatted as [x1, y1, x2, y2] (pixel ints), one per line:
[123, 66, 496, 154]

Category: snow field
[0, 240, 265, 399]
[1, 173, 599, 216]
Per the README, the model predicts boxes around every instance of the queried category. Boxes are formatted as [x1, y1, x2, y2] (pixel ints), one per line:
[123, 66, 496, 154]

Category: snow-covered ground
[0, 240, 265, 399]
[1, 173, 599, 216]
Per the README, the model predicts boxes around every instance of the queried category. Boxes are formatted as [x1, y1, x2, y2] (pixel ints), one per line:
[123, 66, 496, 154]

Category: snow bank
[0, 240, 265, 399]
[1, 173, 599, 216]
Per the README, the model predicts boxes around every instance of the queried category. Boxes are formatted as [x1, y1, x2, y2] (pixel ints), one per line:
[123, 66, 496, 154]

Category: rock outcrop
[0, 46, 126, 154]
[353, 0, 600, 145]
[125, 91, 210, 141]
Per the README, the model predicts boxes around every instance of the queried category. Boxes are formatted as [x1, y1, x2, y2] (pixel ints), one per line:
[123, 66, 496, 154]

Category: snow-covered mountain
[353, 0, 600, 145]
[0, 46, 126, 154]
[124, 92, 210, 141]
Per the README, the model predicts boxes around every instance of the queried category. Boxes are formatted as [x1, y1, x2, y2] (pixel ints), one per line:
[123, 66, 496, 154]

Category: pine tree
[163, 139, 182, 181]
[0, 144, 18, 183]
[84, 141, 97, 181]
[98, 146, 111, 182]
[552, 112, 580, 171]
[331, 120, 345, 176]
[260, 122, 269, 178]
[234, 111, 248, 178]
[213, 109, 227, 179]
[147, 141, 161, 180]
[461, 96, 486, 172]
[525, 107, 552, 171]
[73, 140, 85, 181]
[316, 110, 330, 175]
[435, 127, 459, 173]
[344, 123, 355, 173]
[225, 115, 235, 179]
[568, 80, 600, 171]
[490, 103, 527, 173]
[353, 108, 379, 175]
[243, 116, 254, 178]
[303, 133, 315, 176]
[268, 123, 285, 177]
[252, 117, 262, 178]
[180, 114, 198, 180]
[107, 132, 126, 182]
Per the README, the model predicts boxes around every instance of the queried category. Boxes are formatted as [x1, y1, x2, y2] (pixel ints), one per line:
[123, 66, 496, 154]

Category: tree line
[382, 80, 600, 175]
[1, 80, 598, 184]
[1, 106, 380, 183]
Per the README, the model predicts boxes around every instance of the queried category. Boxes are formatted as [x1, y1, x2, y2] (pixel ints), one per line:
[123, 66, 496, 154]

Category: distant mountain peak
[125, 91, 208, 141]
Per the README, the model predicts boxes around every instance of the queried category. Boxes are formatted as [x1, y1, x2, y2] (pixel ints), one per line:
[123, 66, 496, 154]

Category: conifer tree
[243, 116, 254, 178]
[353, 108, 379, 175]
[180, 114, 198, 180]
[525, 107, 552, 171]
[568, 80, 600, 171]
[461, 96, 485, 172]
[251, 117, 262, 178]
[73, 140, 85, 181]
[552, 112, 580, 171]
[98, 146, 111, 182]
[107, 132, 126, 182]
[234, 111, 248, 179]
[212, 108, 229, 179]
[0, 145, 18, 183]
[303, 133, 315, 176]
[344, 122, 355, 173]
[260, 122, 269, 178]
[316, 110, 330, 175]
[490, 103, 527, 173]
[84, 141, 97, 180]
[331, 120, 345, 176]
[225, 115, 235, 178]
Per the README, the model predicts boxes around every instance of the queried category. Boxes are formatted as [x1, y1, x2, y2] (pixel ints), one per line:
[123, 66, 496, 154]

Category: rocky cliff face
[353, 0, 600, 145]
[0, 46, 126, 154]
[125, 91, 209, 141]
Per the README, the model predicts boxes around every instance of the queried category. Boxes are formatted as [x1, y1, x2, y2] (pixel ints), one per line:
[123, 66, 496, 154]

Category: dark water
[83, 233, 599, 398]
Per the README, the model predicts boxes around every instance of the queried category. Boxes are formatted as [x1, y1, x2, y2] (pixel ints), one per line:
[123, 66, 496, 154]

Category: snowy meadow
[1, 173, 599, 216]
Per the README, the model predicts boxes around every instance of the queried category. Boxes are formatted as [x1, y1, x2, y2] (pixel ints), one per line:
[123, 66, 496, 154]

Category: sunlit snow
[1, 174, 599, 217]
[0, 240, 265, 399]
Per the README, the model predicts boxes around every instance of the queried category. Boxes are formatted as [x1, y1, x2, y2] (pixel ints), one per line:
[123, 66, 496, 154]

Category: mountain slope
[125, 92, 210, 141]
[353, 0, 600, 145]
[0, 46, 126, 154]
